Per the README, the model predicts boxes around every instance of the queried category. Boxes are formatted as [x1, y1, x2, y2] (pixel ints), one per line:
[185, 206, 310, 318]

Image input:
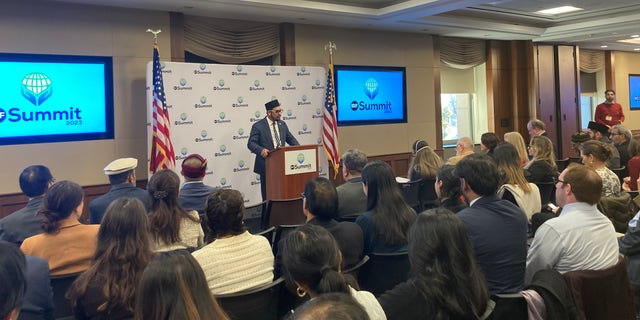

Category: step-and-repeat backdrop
[146, 62, 329, 207]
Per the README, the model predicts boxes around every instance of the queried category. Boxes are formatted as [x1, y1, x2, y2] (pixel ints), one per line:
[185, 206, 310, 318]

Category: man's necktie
[273, 121, 281, 147]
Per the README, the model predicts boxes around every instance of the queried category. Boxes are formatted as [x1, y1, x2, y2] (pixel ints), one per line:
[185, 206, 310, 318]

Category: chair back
[358, 252, 409, 296]
[245, 201, 266, 234]
[399, 179, 422, 212]
[611, 166, 627, 183]
[555, 158, 570, 172]
[215, 277, 285, 320]
[535, 182, 556, 206]
[568, 157, 582, 164]
[419, 179, 439, 211]
[272, 224, 303, 256]
[51, 273, 81, 319]
[262, 198, 304, 229]
[342, 255, 369, 279]
[563, 255, 635, 320]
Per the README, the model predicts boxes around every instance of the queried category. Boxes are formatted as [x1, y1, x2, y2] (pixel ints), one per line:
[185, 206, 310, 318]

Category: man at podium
[248, 99, 300, 200]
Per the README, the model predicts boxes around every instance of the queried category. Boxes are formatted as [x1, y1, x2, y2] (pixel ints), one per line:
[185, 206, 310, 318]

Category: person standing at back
[595, 89, 625, 127]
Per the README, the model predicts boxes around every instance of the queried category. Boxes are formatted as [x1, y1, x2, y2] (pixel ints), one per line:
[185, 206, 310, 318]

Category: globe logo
[302, 124, 308, 131]
[319, 167, 324, 174]
[297, 153, 305, 164]
[160, 62, 166, 70]
[255, 174, 261, 182]
[181, 147, 188, 156]
[286, 109, 293, 117]
[237, 96, 244, 103]
[238, 128, 244, 135]
[254, 80, 260, 87]
[219, 112, 225, 120]
[254, 111, 261, 118]
[219, 79, 225, 87]
[201, 130, 208, 138]
[351, 101, 359, 111]
[180, 113, 187, 121]
[239, 160, 245, 168]
[220, 145, 227, 152]
[220, 178, 227, 186]
[317, 137, 322, 145]
[286, 80, 292, 87]
[302, 95, 307, 102]
[365, 78, 379, 100]
[200, 96, 207, 104]
[315, 79, 321, 86]
[315, 108, 321, 115]
[270, 66, 276, 72]
[21, 73, 52, 106]
[236, 65, 243, 72]
[179, 78, 187, 86]
[300, 66, 306, 73]
[199, 64, 206, 71]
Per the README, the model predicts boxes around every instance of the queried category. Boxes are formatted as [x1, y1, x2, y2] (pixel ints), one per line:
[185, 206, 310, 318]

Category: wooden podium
[265, 145, 319, 200]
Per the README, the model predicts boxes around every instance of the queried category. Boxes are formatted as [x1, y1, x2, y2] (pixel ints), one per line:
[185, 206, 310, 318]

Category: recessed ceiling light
[632, 35, 640, 38]
[536, 6, 583, 15]
[635, 48, 640, 51]
[600, 45, 608, 48]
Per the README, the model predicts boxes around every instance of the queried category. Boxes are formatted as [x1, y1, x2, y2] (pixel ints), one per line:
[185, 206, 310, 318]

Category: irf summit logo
[22, 73, 52, 106]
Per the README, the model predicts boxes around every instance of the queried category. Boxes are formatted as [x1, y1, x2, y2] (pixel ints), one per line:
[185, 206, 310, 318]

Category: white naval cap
[103, 157, 138, 175]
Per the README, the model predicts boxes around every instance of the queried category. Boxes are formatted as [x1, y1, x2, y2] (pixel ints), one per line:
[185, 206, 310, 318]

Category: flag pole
[323, 41, 340, 179]
[146, 29, 161, 45]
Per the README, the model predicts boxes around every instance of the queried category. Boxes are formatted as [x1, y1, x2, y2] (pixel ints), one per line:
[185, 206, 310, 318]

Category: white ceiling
[48, 0, 640, 52]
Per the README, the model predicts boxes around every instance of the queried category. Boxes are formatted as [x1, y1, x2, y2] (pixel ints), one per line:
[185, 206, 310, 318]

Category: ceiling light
[632, 35, 640, 38]
[600, 45, 608, 48]
[635, 48, 640, 51]
[536, 6, 583, 15]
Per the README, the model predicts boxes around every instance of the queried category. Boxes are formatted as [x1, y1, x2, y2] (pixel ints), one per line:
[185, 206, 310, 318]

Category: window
[579, 94, 595, 130]
[441, 93, 475, 146]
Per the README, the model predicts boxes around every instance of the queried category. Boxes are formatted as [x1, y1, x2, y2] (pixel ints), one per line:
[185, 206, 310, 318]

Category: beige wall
[613, 51, 640, 130]
[0, 1, 170, 194]
[294, 24, 437, 157]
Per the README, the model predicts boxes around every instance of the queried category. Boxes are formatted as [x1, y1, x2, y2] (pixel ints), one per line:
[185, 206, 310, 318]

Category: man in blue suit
[179, 153, 217, 216]
[248, 99, 300, 201]
[455, 153, 528, 295]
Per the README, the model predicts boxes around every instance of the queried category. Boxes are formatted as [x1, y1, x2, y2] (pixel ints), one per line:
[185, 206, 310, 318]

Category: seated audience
[291, 293, 369, 320]
[379, 209, 491, 320]
[21, 181, 99, 276]
[0, 165, 53, 246]
[570, 131, 590, 158]
[20, 254, 54, 320]
[456, 154, 528, 294]
[527, 119, 550, 139]
[135, 250, 228, 320]
[89, 158, 149, 224]
[67, 198, 154, 320]
[434, 165, 467, 213]
[0, 242, 27, 320]
[282, 224, 385, 319]
[410, 139, 429, 155]
[494, 143, 541, 221]
[580, 140, 621, 197]
[610, 124, 631, 171]
[192, 189, 273, 295]
[179, 153, 218, 216]
[480, 132, 499, 155]
[618, 210, 640, 316]
[524, 135, 558, 183]
[526, 164, 618, 283]
[623, 136, 640, 191]
[587, 121, 621, 169]
[504, 131, 529, 167]
[355, 161, 416, 255]
[148, 169, 204, 252]
[407, 145, 443, 181]
[446, 137, 474, 165]
[336, 149, 368, 217]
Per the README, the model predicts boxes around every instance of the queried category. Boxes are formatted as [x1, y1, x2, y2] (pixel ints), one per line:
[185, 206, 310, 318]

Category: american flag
[323, 63, 340, 178]
[149, 44, 176, 173]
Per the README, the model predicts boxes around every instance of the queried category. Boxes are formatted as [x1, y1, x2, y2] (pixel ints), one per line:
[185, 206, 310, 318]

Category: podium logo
[175, 113, 193, 126]
[214, 112, 231, 124]
[297, 153, 305, 164]
[291, 153, 312, 170]
[215, 144, 231, 157]
[232, 65, 247, 76]
[175, 147, 189, 160]
[22, 73, 52, 106]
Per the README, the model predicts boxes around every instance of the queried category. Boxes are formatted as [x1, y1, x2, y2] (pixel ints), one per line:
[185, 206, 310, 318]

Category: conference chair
[272, 224, 303, 256]
[342, 255, 369, 279]
[611, 166, 627, 184]
[419, 179, 439, 212]
[245, 201, 266, 234]
[555, 158, 570, 172]
[215, 277, 285, 320]
[256, 226, 276, 246]
[358, 252, 410, 296]
[535, 181, 556, 206]
[262, 198, 304, 229]
[51, 273, 81, 320]
[399, 179, 423, 212]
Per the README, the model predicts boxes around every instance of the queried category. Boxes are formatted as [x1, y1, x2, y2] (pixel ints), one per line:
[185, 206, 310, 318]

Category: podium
[265, 145, 319, 200]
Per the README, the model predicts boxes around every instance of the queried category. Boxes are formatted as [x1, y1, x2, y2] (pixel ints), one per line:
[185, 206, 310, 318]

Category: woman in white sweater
[192, 189, 274, 295]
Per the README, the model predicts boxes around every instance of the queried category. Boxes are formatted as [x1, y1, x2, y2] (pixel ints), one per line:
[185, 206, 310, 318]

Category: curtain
[440, 37, 486, 69]
[579, 49, 605, 73]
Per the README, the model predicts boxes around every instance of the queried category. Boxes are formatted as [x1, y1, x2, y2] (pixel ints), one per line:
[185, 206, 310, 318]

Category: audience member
[527, 119, 549, 139]
[526, 164, 618, 283]
[580, 140, 621, 197]
[595, 89, 624, 127]
[504, 131, 529, 167]
[494, 143, 541, 221]
[192, 189, 274, 295]
[456, 154, 528, 294]
[379, 209, 492, 320]
[355, 161, 416, 255]
[20, 253, 54, 320]
[618, 210, 640, 316]
[0, 242, 27, 320]
[610, 124, 631, 166]
[21, 181, 99, 276]
[0, 165, 53, 246]
[434, 165, 467, 213]
[179, 154, 218, 216]
[291, 293, 369, 320]
[588, 121, 621, 169]
[570, 131, 590, 158]
[624, 136, 640, 191]
[148, 169, 203, 252]
[281, 224, 385, 319]
[67, 198, 153, 320]
[480, 132, 499, 155]
[407, 145, 443, 181]
[524, 135, 558, 183]
[336, 149, 368, 217]
[134, 250, 228, 320]
[446, 137, 474, 165]
[410, 139, 429, 155]
[89, 158, 148, 224]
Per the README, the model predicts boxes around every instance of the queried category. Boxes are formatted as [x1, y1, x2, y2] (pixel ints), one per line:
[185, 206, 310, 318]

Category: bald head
[457, 137, 473, 154]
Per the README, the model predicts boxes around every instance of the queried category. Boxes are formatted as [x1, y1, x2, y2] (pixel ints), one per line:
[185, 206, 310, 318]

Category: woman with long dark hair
[494, 143, 541, 221]
[148, 169, 203, 251]
[67, 198, 154, 319]
[21, 180, 99, 276]
[134, 250, 228, 320]
[435, 165, 467, 213]
[379, 209, 492, 320]
[355, 161, 416, 254]
[282, 224, 385, 319]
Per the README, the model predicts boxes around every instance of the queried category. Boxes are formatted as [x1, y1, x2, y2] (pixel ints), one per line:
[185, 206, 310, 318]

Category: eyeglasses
[271, 109, 283, 114]
[552, 177, 566, 185]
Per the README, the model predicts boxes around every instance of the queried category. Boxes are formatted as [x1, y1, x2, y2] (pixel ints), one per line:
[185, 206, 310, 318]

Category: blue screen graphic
[0, 53, 113, 145]
[335, 66, 406, 126]
[630, 75, 640, 110]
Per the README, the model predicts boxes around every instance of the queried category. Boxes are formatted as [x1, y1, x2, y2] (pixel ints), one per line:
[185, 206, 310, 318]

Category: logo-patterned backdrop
[146, 62, 329, 207]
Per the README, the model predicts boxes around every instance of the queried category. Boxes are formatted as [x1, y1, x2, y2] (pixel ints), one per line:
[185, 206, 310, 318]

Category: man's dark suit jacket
[88, 184, 149, 224]
[457, 194, 528, 295]
[179, 182, 218, 215]
[21, 255, 54, 320]
[247, 117, 299, 176]
[0, 196, 44, 245]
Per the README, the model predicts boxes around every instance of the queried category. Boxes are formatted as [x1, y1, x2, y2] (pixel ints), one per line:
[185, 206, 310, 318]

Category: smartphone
[546, 203, 558, 211]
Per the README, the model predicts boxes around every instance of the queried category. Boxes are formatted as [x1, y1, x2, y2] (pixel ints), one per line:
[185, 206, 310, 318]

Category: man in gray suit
[247, 99, 299, 201]
[336, 149, 368, 217]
